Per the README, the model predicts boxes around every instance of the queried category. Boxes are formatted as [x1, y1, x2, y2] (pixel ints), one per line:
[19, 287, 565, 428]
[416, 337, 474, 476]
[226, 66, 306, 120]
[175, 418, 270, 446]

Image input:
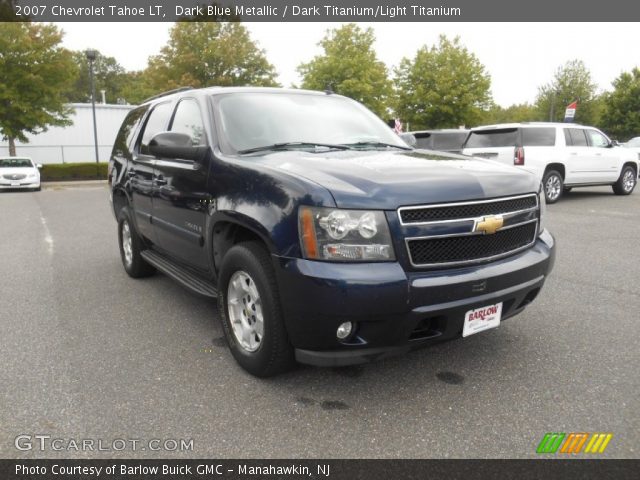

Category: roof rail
[142, 86, 194, 104]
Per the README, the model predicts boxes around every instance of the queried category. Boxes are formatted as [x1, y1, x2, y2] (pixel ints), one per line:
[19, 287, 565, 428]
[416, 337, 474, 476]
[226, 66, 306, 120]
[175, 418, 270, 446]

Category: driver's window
[170, 99, 207, 146]
[587, 130, 609, 148]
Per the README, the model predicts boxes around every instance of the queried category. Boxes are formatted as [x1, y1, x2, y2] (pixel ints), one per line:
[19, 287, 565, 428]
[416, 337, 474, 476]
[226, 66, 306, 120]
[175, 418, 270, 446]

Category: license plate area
[462, 302, 503, 337]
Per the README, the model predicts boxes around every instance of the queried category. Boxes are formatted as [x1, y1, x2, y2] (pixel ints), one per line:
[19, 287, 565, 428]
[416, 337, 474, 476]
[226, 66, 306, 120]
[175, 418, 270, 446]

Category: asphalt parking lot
[1, 183, 638, 459]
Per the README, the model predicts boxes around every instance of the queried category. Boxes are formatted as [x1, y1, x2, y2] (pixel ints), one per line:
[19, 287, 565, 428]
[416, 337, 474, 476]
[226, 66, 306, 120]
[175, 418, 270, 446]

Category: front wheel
[117, 208, 155, 278]
[612, 166, 637, 195]
[543, 170, 563, 204]
[218, 241, 294, 377]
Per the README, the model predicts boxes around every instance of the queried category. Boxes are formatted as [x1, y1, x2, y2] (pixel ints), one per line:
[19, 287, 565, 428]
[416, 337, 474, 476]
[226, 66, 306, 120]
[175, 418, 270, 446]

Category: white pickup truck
[462, 123, 638, 203]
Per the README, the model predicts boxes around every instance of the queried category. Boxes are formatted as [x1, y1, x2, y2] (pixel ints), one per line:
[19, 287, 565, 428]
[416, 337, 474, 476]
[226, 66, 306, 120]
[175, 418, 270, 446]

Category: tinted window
[465, 128, 518, 148]
[112, 106, 148, 158]
[170, 99, 206, 146]
[567, 128, 588, 146]
[0, 158, 33, 168]
[139, 102, 172, 154]
[522, 128, 555, 146]
[586, 130, 609, 148]
[216, 93, 407, 153]
[432, 132, 469, 151]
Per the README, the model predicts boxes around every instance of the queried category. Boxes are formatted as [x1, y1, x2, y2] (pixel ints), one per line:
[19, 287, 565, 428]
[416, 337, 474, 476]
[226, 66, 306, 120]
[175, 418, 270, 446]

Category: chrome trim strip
[405, 218, 537, 241]
[398, 193, 539, 226]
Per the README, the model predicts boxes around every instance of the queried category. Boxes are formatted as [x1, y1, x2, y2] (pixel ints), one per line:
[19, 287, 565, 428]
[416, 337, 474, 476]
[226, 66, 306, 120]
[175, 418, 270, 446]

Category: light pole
[85, 49, 100, 170]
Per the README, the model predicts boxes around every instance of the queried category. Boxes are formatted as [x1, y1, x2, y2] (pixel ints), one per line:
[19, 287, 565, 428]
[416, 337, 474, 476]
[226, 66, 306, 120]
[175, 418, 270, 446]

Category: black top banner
[1, 0, 640, 22]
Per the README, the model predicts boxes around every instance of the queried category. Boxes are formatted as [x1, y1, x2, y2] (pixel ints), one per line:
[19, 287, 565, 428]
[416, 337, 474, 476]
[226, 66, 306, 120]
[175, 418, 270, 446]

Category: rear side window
[432, 132, 469, 150]
[112, 106, 148, 158]
[139, 102, 173, 155]
[566, 128, 588, 146]
[170, 99, 207, 146]
[465, 128, 518, 148]
[522, 128, 555, 146]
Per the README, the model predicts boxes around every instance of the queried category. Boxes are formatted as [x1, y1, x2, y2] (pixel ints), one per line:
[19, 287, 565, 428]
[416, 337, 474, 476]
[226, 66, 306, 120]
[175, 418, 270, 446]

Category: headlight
[299, 206, 395, 262]
[538, 185, 546, 235]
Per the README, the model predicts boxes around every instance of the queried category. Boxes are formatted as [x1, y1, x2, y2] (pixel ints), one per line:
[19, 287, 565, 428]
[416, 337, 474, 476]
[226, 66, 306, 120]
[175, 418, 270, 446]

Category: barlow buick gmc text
[108, 87, 555, 377]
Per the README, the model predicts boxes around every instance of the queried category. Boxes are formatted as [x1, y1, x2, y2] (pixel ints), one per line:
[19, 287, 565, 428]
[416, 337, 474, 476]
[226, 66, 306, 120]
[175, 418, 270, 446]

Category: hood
[254, 149, 539, 209]
[1, 167, 38, 177]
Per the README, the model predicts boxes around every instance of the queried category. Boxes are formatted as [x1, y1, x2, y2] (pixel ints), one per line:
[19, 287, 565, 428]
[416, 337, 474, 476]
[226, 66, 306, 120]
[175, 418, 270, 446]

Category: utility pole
[85, 49, 100, 175]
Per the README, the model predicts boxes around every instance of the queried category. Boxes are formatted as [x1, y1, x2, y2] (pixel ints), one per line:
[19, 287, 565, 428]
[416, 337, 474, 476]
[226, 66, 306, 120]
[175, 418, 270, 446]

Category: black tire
[612, 165, 637, 195]
[117, 207, 155, 278]
[218, 241, 294, 377]
[542, 170, 563, 204]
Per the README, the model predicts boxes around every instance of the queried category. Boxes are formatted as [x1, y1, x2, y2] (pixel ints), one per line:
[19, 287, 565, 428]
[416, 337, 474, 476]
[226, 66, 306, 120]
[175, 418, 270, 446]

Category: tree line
[1, 22, 639, 154]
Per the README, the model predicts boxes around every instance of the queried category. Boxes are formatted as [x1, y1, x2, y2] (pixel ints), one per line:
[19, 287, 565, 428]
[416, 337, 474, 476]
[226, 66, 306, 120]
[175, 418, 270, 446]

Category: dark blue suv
[109, 87, 555, 377]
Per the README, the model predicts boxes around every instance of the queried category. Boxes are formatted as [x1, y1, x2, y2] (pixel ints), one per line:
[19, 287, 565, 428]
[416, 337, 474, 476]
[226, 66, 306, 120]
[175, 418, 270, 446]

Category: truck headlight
[538, 185, 546, 235]
[299, 206, 395, 262]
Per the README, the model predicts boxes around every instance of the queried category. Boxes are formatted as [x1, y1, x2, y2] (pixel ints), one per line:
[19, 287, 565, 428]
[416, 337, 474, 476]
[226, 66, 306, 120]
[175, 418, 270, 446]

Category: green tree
[67, 50, 129, 104]
[0, 23, 76, 156]
[601, 68, 640, 141]
[394, 35, 492, 129]
[482, 102, 542, 125]
[535, 60, 599, 125]
[145, 22, 278, 93]
[297, 24, 392, 118]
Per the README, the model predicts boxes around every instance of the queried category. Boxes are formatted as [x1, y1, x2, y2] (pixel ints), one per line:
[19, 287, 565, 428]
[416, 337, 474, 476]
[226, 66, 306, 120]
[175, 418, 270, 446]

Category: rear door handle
[127, 169, 136, 177]
[155, 177, 167, 185]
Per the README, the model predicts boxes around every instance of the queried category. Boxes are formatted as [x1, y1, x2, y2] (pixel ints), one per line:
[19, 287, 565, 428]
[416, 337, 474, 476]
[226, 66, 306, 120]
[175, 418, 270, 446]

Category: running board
[141, 250, 218, 298]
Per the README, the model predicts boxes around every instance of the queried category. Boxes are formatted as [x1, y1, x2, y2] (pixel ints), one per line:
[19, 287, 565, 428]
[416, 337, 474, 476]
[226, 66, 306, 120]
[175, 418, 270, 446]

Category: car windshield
[626, 137, 640, 148]
[0, 158, 33, 168]
[466, 128, 518, 148]
[216, 92, 408, 154]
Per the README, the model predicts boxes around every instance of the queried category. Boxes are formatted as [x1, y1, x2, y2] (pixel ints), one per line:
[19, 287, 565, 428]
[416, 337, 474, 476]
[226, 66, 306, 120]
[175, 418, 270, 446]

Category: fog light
[336, 322, 353, 340]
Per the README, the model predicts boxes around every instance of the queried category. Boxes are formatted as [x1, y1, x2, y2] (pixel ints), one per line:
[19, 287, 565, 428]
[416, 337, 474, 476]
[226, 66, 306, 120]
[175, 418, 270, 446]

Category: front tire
[117, 207, 155, 278]
[612, 166, 637, 195]
[218, 241, 294, 377]
[543, 170, 563, 204]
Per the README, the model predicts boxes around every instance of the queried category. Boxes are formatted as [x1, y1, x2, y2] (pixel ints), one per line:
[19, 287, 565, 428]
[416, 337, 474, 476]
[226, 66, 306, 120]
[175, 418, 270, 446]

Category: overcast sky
[58, 22, 639, 107]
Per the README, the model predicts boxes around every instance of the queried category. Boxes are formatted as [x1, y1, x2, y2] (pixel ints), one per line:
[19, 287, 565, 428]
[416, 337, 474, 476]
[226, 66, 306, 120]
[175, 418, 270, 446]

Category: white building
[0, 103, 134, 164]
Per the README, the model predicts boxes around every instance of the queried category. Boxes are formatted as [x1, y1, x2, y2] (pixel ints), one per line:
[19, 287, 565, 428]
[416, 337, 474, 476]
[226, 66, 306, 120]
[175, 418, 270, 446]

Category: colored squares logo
[537, 433, 612, 454]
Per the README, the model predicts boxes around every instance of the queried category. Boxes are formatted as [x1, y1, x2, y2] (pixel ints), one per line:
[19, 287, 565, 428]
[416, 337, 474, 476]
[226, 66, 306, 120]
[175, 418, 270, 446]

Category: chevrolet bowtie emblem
[475, 215, 504, 235]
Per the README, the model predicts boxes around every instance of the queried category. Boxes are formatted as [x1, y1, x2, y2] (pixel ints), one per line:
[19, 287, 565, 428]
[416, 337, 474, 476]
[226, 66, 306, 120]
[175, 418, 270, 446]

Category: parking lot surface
[1, 184, 638, 458]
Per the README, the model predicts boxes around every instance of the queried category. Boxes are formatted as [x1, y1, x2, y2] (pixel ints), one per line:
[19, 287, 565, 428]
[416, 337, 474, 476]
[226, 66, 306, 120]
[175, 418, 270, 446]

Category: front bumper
[274, 230, 555, 367]
[0, 180, 40, 190]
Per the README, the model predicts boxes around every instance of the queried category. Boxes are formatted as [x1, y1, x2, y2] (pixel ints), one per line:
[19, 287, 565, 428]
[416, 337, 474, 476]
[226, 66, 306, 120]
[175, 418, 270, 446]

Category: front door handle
[127, 169, 136, 177]
[155, 176, 167, 185]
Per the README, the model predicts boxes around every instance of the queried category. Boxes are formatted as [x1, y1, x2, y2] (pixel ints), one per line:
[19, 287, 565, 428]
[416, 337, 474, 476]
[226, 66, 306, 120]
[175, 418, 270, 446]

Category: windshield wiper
[342, 141, 412, 151]
[238, 142, 353, 154]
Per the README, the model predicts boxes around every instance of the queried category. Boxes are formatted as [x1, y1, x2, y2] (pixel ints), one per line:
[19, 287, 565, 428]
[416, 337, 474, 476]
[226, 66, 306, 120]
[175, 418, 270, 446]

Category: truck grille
[407, 222, 537, 266]
[400, 195, 538, 224]
[399, 194, 539, 268]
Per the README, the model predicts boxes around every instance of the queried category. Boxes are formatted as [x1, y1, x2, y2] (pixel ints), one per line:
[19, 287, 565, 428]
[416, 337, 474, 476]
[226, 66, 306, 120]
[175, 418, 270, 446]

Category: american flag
[394, 118, 403, 134]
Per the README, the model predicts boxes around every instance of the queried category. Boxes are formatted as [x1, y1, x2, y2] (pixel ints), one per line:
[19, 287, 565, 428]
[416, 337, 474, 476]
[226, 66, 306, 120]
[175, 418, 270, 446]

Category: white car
[0, 157, 42, 191]
[462, 123, 639, 203]
[623, 136, 640, 159]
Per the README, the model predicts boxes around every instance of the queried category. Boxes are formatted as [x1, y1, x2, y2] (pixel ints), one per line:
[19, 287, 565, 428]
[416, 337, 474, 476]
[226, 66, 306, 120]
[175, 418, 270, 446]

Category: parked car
[623, 136, 640, 160]
[410, 129, 469, 153]
[0, 157, 41, 191]
[109, 87, 555, 377]
[462, 123, 638, 203]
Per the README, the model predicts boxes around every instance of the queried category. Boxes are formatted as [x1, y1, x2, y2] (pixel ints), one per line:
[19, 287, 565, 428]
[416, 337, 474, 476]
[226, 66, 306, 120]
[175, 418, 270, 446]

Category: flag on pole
[394, 118, 403, 134]
[564, 101, 578, 123]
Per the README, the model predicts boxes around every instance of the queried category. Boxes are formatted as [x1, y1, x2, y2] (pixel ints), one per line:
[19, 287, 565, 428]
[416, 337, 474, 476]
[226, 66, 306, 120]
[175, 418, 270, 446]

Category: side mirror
[400, 133, 417, 148]
[148, 132, 208, 162]
[610, 140, 620, 147]
[36, 164, 43, 169]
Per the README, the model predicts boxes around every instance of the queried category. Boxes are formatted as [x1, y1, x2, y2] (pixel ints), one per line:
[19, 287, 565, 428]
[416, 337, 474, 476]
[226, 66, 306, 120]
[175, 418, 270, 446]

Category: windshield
[626, 137, 640, 148]
[216, 92, 408, 154]
[466, 128, 518, 148]
[0, 158, 33, 168]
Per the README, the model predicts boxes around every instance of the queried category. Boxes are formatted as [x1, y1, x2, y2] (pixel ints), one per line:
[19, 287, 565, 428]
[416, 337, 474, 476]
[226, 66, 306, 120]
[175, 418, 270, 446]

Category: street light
[85, 49, 100, 168]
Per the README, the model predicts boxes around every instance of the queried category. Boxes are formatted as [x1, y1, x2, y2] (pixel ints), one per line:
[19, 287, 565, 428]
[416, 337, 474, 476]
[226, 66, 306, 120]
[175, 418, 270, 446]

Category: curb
[42, 180, 108, 188]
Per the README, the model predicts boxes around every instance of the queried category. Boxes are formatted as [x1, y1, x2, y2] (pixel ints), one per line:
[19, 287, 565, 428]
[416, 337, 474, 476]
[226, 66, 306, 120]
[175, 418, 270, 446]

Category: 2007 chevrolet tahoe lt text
[109, 87, 556, 377]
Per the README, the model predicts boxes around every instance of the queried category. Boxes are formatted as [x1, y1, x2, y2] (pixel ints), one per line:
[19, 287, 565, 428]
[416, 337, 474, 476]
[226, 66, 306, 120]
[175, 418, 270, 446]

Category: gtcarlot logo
[14, 434, 194, 452]
[536, 432, 613, 454]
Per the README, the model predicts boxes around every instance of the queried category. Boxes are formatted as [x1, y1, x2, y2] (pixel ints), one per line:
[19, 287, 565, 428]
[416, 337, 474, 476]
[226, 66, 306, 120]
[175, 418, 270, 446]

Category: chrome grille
[3, 174, 27, 180]
[399, 194, 539, 268]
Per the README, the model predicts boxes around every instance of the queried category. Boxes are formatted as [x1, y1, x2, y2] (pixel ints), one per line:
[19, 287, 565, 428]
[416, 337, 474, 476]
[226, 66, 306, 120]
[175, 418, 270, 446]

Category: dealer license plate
[11, 181, 20, 186]
[462, 302, 503, 337]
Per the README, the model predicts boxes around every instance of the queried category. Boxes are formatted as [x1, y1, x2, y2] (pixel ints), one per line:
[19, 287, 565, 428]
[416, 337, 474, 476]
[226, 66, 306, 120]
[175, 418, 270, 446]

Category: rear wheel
[117, 207, 155, 278]
[612, 166, 637, 195]
[218, 241, 294, 377]
[543, 170, 563, 204]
